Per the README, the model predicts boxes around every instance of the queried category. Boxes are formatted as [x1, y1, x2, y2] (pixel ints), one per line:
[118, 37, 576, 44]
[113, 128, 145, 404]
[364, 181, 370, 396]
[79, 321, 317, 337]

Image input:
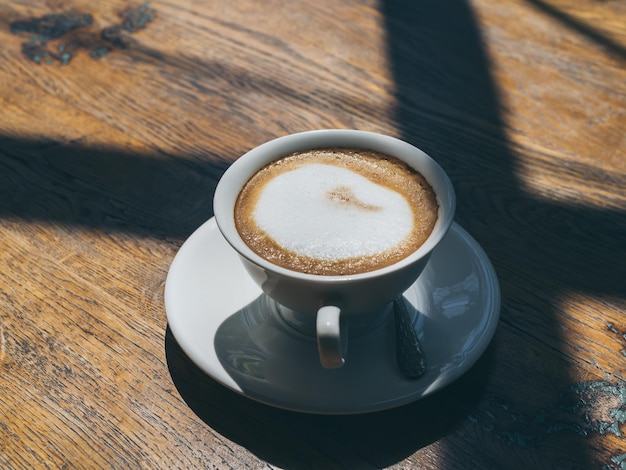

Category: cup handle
[316, 306, 346, 368]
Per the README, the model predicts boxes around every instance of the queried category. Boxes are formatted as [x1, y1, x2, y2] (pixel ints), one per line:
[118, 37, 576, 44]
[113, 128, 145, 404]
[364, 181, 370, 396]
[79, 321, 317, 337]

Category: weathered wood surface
[0, 0, 624, 468]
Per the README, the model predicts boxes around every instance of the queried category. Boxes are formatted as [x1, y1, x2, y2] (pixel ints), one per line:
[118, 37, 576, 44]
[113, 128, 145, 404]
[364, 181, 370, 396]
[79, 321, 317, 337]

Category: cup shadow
[165, 324, 494, 468]
[209, 294, 482, 415]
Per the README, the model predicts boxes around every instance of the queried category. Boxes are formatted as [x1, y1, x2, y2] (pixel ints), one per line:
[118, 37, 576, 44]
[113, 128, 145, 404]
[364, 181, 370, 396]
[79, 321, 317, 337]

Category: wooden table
[1, 0, 624, 468]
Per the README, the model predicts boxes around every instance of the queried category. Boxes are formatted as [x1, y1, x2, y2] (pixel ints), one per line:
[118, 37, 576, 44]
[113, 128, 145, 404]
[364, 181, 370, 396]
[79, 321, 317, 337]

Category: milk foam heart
[235, 148, 438, 276]
[253, 164, 414, 260]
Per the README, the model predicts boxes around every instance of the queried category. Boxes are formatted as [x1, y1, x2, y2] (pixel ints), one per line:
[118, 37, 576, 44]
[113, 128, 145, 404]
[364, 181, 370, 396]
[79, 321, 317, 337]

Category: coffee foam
[254, 163, 415, 260]
[235, 149, 438, 276]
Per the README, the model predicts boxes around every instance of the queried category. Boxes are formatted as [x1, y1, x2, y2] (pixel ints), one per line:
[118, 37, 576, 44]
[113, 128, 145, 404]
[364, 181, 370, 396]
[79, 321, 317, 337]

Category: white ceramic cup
[213, 130, 456, 369]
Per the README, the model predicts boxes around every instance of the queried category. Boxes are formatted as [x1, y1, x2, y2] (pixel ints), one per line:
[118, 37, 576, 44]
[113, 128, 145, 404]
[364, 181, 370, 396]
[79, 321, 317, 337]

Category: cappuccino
[234, 148, 438, 276]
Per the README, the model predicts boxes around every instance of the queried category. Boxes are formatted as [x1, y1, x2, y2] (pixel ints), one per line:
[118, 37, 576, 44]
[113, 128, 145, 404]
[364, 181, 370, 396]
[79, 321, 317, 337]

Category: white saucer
[165, 218, 500, 414]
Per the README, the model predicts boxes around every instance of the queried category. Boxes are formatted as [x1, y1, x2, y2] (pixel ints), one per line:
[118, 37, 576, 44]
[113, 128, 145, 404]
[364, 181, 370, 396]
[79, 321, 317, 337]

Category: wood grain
[0, 0, 624, 468]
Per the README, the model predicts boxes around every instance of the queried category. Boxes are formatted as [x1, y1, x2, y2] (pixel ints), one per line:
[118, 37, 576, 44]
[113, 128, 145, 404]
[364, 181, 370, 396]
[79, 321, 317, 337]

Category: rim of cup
[213, 129, 456, 283]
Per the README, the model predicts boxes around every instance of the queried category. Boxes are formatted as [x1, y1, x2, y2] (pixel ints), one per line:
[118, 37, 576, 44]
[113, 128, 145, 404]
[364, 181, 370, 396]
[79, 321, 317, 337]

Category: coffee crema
[234, 148, 438, 276]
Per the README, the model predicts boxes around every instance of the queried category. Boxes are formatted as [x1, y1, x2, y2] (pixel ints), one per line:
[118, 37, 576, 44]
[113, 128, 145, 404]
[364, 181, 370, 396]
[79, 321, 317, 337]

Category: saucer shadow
[166, 321, 494, 468]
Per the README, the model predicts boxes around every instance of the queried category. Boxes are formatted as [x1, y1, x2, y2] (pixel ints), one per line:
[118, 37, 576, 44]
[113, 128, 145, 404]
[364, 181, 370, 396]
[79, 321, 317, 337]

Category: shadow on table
[381, 0, 624, 468]
[526, 0, 626, 62]
[0, 137, 228, 240]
